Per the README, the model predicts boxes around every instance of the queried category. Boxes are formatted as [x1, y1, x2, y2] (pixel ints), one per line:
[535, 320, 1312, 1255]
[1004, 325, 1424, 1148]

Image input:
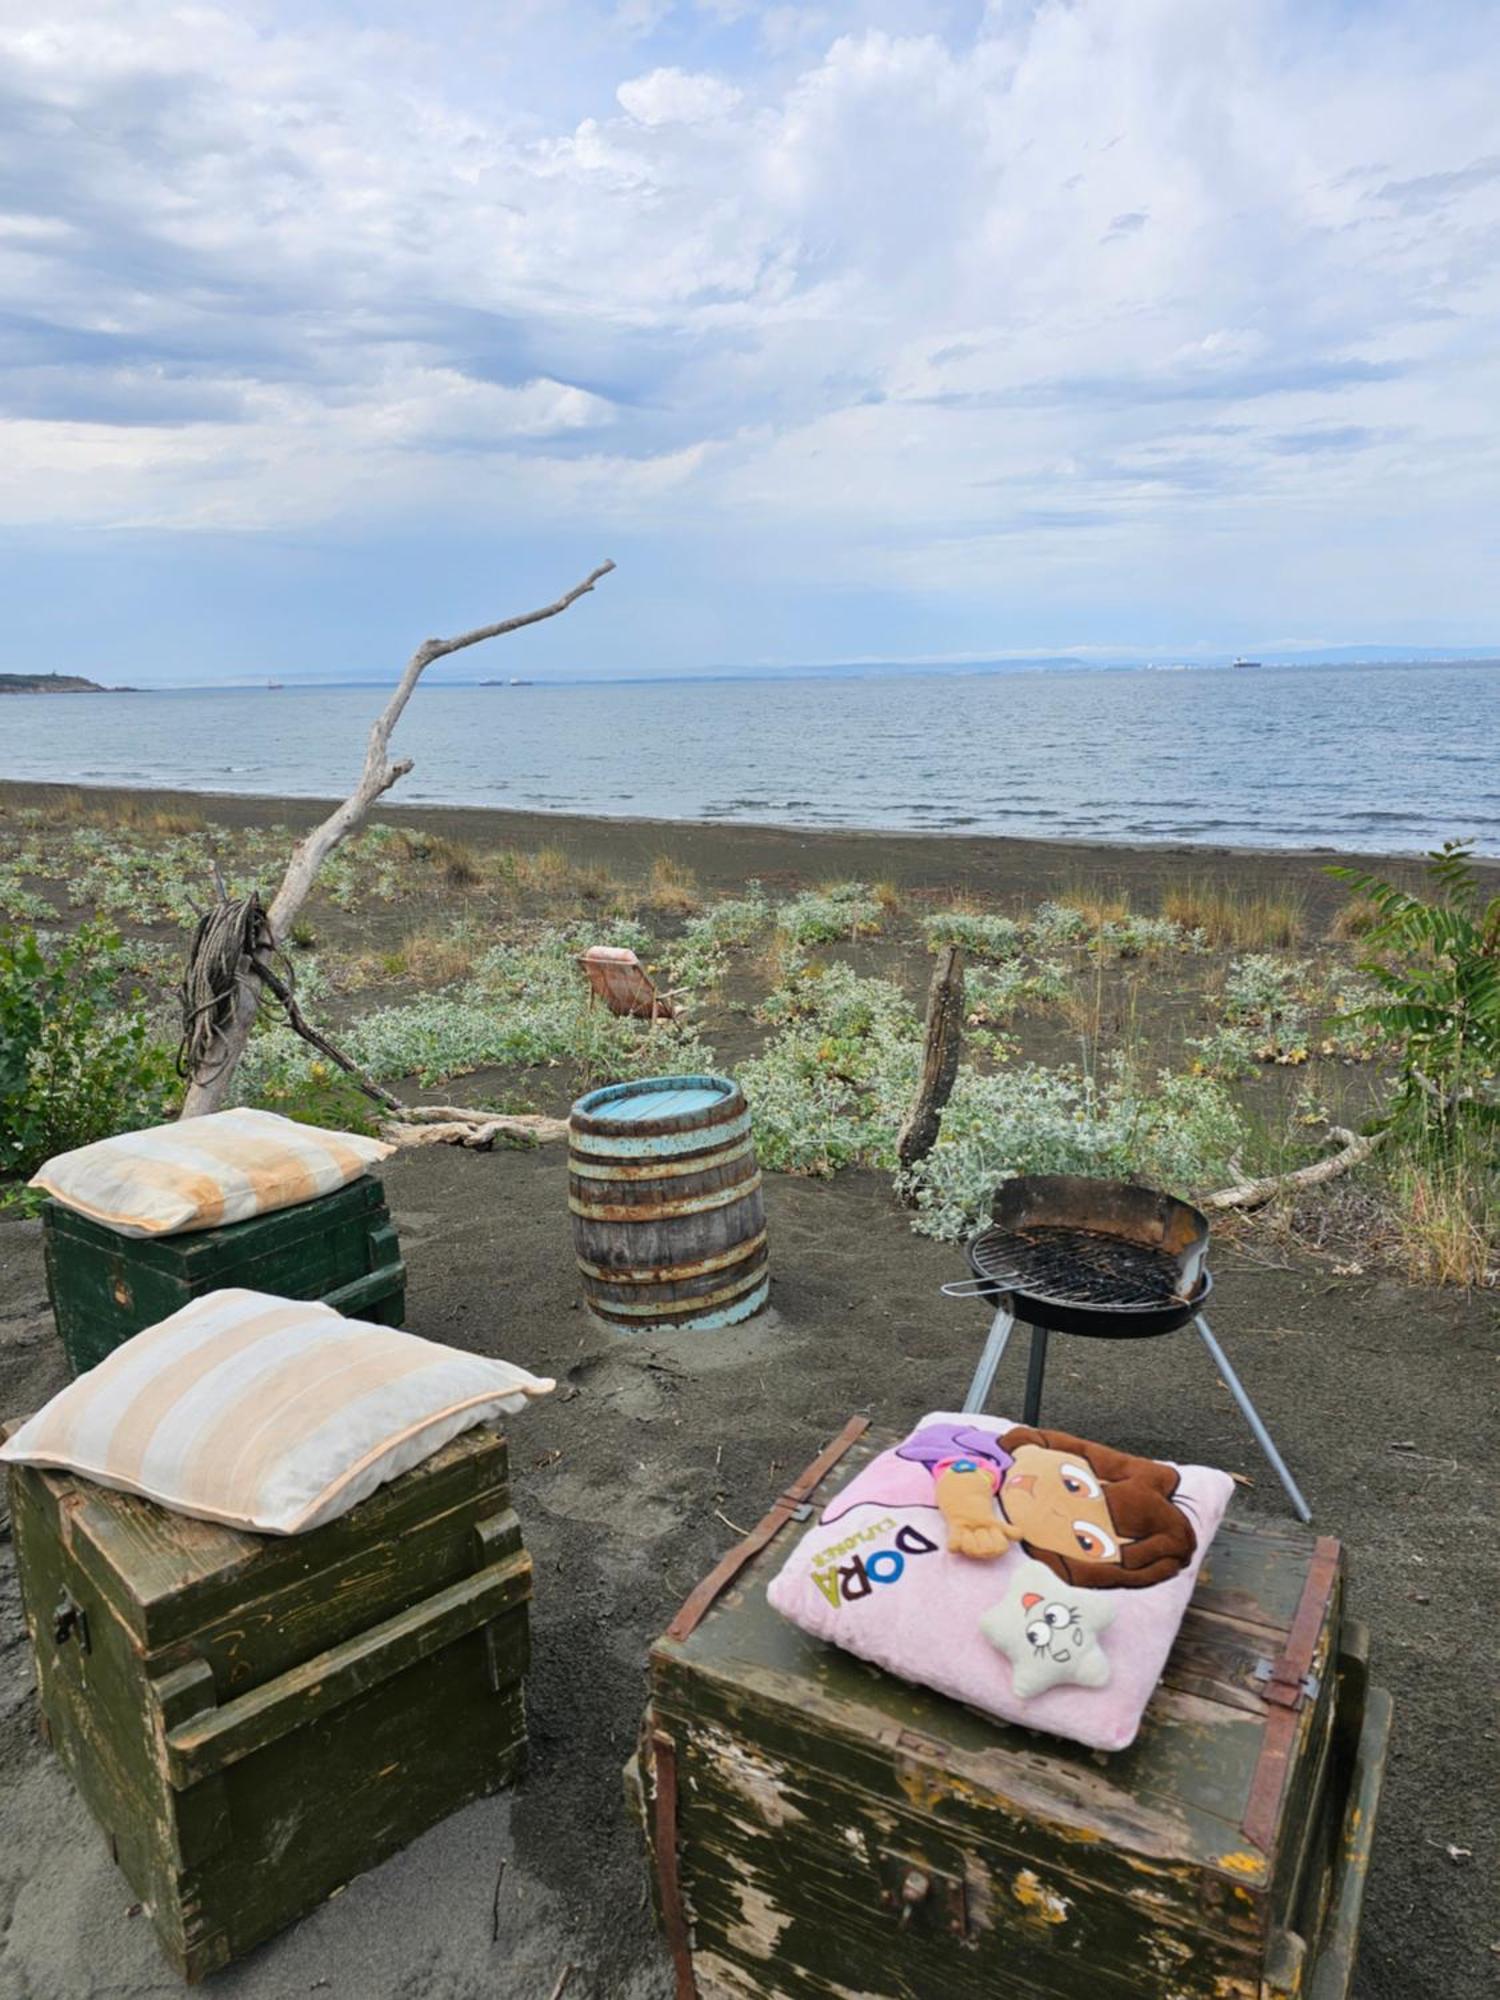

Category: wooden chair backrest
[578, 946, 677, 1021]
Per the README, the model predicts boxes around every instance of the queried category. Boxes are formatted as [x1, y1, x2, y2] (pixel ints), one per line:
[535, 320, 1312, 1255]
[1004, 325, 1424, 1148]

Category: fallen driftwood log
[382, 1114, 569, 1151]
[178, 560, 615, 1118]
[1202, 1125, 1385, 1213]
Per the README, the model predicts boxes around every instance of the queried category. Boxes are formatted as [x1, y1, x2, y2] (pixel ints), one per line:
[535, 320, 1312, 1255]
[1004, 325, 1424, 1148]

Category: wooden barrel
[568, 1075, 769, 1332]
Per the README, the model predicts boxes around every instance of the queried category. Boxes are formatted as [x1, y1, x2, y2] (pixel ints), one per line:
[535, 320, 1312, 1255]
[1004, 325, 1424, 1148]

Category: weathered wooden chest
[44, 1172, 406, 1374]
[5, 1421, 530, 1981]
[631, 1422, 1391, 2000]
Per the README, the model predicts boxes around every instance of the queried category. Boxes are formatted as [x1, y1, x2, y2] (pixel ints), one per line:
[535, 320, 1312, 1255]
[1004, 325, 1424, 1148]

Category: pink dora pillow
[767, 1409, 1234, 1751]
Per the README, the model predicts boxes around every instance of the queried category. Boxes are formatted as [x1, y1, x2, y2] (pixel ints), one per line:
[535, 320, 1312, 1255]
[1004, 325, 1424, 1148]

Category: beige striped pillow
[0, 1290, 555, 1534]
[30, 1109, 395, 1238]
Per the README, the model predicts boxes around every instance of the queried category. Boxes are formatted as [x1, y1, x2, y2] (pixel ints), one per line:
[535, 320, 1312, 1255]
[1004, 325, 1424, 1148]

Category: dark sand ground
[0, 791, 1496, 1999]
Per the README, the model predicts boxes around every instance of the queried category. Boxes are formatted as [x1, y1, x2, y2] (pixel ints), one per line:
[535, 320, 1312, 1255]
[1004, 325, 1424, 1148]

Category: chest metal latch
[52, 1593, 91, 1655]
[877, 1848, 968, 1937]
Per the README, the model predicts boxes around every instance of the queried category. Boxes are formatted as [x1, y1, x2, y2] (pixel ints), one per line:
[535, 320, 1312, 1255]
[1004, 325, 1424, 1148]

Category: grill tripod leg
[1023, 1325, 1049, 1428]
[962, 1303, 1015, 1415]
[1195, 1315, 1312, 1523]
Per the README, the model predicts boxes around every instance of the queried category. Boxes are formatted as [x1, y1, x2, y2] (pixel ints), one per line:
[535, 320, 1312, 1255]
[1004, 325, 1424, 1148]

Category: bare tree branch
[180, 559, 615, 1117]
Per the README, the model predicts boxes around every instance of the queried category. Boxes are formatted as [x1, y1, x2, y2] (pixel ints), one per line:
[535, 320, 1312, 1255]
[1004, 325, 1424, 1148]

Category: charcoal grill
[946, 1174, 1310, 1520]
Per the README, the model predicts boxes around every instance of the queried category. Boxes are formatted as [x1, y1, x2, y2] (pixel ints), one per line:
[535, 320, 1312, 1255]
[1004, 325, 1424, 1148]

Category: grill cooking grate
[970, 1224, 1187, 1310]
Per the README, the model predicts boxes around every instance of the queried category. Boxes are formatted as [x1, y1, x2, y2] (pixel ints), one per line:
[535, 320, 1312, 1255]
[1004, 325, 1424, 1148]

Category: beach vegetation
[1217, 954, 1312, 1064]
[775, 882, 884, 946]
[1327, 840, 1499, 1134]
[1028, 899, 1090, 948]
[964, 959, 1072, 1022]
[1057, 883, 1132, 928]
[1382, 1133, 1496, 1288]
[237, 923, 710, 1099]
[0, 922, 177, 1191]
[642, 854, 701, 916]
[922, 910, 1024, 959]
[899, 1058, 1245, 1241]
[1158, 879, 1305, 949]
[740, 964, 919, 1174]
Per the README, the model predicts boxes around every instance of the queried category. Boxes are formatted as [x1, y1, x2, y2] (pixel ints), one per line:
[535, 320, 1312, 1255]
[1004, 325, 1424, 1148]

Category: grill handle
[940, 1278, 1006, 1300]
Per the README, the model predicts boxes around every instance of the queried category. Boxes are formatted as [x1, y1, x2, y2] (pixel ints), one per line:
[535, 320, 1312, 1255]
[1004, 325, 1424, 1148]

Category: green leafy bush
[0, 923, 178, 1184]
[1329, 841, 1500, 1129]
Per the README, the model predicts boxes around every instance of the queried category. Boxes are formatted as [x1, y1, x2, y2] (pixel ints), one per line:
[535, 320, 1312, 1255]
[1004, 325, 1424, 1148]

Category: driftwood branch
[179, 560, 615, 1117]
[382, 1114, 568, 1151]
[897, 944, 964, 1189]
[1202, 1125, 1385, 1213]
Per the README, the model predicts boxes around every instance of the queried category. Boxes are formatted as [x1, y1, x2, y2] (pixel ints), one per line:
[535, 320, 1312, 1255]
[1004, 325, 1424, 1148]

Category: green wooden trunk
[630, 1425, 1392, 2000]
[43, 1172, 406, 1375]
[4, 1422, 530, 1982]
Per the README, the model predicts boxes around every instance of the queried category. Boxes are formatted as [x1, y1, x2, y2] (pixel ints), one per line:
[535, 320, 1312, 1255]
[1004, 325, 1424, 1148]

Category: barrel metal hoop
[588, 1262, 769, 1318]
[592, 1280, 768, 1328]
[569, 1174, 763, 1223]
[567, 1136, 752, 1183]
[567, 1110, 752, 1161]
[575, 1230, 769, 1287]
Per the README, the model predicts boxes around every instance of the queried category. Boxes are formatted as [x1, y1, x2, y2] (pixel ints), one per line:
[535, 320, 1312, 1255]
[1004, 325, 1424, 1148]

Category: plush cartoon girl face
[999, 1444, 1127, 1567]
[994, 1426, 1197, 1590]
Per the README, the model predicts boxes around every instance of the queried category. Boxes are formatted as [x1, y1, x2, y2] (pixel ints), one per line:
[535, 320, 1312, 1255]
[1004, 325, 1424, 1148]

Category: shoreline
[3, 781, 1490, 919]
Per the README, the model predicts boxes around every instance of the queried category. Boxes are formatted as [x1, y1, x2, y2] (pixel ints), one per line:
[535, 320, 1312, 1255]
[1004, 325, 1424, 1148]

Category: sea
[2, 661, 1496, 856]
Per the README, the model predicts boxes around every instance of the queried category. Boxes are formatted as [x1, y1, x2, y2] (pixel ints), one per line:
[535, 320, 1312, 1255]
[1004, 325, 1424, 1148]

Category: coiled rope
[176, 894, 281, 1082]
[177, 891, 401, 1110]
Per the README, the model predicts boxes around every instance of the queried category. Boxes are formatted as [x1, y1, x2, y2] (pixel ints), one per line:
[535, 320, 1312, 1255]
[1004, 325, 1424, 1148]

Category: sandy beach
[0, 783, 1495, 1999]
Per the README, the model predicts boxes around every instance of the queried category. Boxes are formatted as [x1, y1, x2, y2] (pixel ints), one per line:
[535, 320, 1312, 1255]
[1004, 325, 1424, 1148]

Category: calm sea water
[2, 663, 1496, 855]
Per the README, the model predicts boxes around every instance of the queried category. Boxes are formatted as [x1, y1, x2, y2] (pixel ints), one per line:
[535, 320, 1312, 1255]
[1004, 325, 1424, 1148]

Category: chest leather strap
[1241, 1534, 1342, 1853]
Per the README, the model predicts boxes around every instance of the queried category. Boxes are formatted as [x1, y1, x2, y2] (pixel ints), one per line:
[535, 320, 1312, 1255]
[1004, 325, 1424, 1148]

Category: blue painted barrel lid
[573, 1075, 737, 1125]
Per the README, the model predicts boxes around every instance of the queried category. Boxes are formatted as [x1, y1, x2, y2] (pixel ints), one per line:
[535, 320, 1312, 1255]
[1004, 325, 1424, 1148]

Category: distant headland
[0, 672, 136, 695]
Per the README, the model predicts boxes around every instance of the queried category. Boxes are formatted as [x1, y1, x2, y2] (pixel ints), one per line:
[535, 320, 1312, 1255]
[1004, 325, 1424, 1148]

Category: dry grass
[872, 881, 904, 918]
[418, 834, 484, 889]
[1388, 1150, 1496, 1288]
[642, 854, 701, 916]
[25, 790, 208, 835]
[1328, 894, 1382, 943]
[1160, 878, 1304, 949]
[393, 928, 480, 985]
[1058, 881, 1132, 927]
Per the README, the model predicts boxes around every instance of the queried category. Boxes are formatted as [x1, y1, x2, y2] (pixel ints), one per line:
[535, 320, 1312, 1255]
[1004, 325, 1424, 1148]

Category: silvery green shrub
[899, 1059, 1244, 1240]
[922, 911, 1024, 960]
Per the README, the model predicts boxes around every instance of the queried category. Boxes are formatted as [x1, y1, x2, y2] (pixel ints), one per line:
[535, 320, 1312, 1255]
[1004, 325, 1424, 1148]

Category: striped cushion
[30, 1109, 395, 1238]
[0, 1290, 555, 1534]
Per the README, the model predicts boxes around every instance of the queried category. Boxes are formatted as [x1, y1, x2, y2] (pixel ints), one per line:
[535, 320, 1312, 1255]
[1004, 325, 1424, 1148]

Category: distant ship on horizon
[1231, 657, 1262, 670]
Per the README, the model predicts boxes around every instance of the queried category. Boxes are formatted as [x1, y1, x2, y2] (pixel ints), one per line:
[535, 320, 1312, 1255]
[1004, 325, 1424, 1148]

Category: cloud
[1376, 154, 1500, 213]
[0, 0, 1498, 664]
[616, 66, 742, 124]
[1102, 210, 1148, 242]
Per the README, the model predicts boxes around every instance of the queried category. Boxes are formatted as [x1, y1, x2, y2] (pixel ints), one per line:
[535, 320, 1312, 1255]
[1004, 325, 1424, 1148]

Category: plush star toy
[978, 1558, 1118, 1699]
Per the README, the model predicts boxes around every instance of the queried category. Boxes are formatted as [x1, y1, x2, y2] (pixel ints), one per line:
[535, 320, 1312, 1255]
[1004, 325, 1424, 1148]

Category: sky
[2, 0, 1499, 684]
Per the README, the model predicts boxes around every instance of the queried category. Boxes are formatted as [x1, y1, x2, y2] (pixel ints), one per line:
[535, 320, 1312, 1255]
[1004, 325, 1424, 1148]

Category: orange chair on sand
[577, 946, 685, 1022]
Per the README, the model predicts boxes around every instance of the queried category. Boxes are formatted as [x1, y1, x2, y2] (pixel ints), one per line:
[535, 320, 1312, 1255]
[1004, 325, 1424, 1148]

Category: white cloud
[616, 65, 742, 125]
[0, 0, 1498, 645]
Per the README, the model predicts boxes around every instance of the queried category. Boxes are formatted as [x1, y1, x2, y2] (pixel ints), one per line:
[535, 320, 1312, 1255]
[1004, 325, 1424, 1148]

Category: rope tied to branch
[177, 894, 283, 1083]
